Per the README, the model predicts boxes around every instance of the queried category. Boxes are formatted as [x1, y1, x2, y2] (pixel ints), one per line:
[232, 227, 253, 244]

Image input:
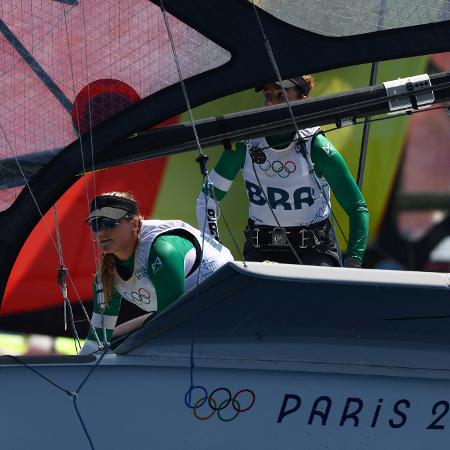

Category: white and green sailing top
[80, 220, 233, 354]
[241, 128, 330, 226]
[197, 129, 369, 263]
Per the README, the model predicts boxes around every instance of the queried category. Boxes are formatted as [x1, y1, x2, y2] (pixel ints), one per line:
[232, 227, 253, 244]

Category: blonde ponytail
[100, 253, 116, 307]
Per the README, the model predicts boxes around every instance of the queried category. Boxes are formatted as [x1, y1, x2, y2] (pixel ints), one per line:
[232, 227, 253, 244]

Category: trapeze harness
[241, 128, 340, 264]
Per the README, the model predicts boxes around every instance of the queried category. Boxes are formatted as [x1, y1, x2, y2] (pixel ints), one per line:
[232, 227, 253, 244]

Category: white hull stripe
[209, 170, 233, 192]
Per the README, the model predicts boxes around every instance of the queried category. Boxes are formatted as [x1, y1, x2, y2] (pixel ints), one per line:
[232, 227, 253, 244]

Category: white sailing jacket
[112, 220, 233, 311]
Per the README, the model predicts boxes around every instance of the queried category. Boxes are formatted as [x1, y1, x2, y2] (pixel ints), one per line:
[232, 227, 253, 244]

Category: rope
[2, 355, 73, 395]
[250, 159, 303, 264]
[249, 1, 323, 190]
[61, 2, 105, 348]
[160, 0, 248, 405]
[159, 0, 208, 406]
[1, 336, 119, 450]
[72, 394, 95, 450]
[53, 206, 82, 352]
[248, 0, 347, 262]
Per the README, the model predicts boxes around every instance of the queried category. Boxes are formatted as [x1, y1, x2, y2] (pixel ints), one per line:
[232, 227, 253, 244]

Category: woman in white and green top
[197, 76, 369, 267]
[80, 192, 233, 355]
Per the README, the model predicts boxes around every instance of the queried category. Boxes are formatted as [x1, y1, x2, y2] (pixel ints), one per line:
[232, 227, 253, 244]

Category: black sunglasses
[88, 217, 123, 233]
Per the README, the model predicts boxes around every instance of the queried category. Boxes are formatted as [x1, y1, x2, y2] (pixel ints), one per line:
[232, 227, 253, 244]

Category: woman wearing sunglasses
[80, 192, 233, 355]
[196, 76, 369, 268]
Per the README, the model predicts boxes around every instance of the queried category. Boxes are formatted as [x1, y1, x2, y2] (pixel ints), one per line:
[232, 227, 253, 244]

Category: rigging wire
[0, 4, 448, 449]
[159, 0, 209, 407]
[356, 0, 386, 189]
[249, 0, 343, 265]
[61, 3, 106, 349]
[357, 63, 379, 189]
[2, 1, 107, 352]
[249, 1, 324, 193]
[213, 190, 247, 265]
[1, 338, 118, 450]
[249, 160, 303, 265]
[1, 114, 102, 349]
[53, 205, 81, 353]
[160, 0, 247, 409]
[160, 1, 204, 159]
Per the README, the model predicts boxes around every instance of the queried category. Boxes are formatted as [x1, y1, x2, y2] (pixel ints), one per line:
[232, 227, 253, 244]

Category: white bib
[242, 128, 331, 227]
[112, 220, 234, 311]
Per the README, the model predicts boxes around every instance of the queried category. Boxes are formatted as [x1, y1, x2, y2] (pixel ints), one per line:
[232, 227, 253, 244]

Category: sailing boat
[0, 0, 449, 448]
[1, 0, 449, 335]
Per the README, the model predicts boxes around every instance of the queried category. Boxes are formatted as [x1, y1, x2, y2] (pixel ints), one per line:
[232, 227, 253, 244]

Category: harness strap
[245, 219, 330, 251]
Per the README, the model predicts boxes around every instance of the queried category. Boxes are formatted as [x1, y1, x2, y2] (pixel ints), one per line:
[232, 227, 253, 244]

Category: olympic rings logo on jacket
[259, 160, 297, 178]
[186, 386, 256, 422]
[123, 288, 151, 305]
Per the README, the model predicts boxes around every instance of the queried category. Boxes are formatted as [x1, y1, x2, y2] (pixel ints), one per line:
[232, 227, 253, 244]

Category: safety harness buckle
[271, 227, 288, 246]
[252, 227, 260, 248]
[298, 229, 308, 249]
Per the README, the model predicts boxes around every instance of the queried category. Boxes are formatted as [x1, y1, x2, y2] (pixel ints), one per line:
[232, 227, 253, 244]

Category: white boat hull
[1, 262, 449, 449]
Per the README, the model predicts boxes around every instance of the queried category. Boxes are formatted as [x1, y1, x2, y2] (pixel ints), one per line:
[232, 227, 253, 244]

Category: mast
[356, 0, 387, 189]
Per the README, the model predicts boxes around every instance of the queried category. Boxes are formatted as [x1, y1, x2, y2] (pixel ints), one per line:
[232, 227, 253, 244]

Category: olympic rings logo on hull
[186, 386, 256, 422]
[259, 160, 297, 178]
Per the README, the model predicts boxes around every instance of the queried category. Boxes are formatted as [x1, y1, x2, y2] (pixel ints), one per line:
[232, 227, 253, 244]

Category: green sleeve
[311, 134, 369, 264]
[86, 279, 122, 343]
[148, 235, 195, 312]
[203, 142, 246, 201]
